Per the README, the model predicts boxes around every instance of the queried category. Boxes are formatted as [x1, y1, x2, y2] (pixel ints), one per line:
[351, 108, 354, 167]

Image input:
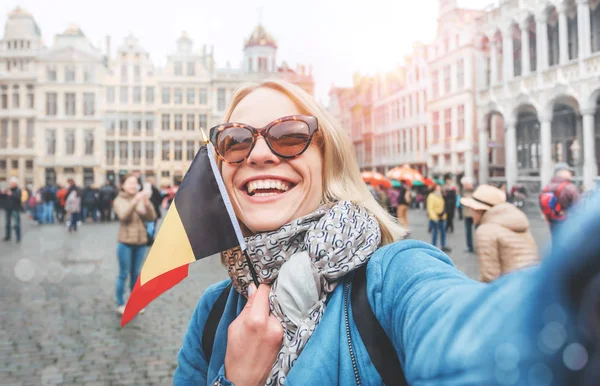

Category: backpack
[202, 264, 408, 386]
[539, 181, 569, 221]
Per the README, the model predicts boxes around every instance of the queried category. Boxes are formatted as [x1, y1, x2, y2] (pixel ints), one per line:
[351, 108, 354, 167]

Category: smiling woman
[173, 80, 599, 386]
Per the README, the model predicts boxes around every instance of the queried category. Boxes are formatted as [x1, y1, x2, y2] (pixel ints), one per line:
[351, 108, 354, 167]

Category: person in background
[41, 183, 56, 224]
[456, 192, 462, 220]
[386, 185, 400, 218]
[99, 181, 117, 222]
[460, 176, 475, 254]
[461, 185, 539, 283]
[396, 180, 411, 228]
[443, 177, 457, 233]
[55, 184, 68, 223]
[81, 184, 99, 223]
[539, 163, 580, 233]
[113, 173, 157, 315]
[146, 176, 164, 222]
[65, 179, 81, 233]
[427, 183, 450, 252]
[2, 177, 22, 243]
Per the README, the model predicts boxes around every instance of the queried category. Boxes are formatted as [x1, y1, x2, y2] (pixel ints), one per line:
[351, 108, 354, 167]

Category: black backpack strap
[202, 282, 232, 360]
[351, 265, 408, 386]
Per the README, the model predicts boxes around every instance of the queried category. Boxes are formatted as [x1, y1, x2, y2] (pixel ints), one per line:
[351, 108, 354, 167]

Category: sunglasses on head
[209, 115, 319, 164]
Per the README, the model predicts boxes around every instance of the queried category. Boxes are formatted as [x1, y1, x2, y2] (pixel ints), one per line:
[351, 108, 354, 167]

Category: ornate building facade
[0, 7, 315, 188]
[476, 0, 600, 191]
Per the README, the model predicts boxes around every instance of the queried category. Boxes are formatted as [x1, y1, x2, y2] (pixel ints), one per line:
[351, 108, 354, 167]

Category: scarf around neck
[223, 200, 382, 385]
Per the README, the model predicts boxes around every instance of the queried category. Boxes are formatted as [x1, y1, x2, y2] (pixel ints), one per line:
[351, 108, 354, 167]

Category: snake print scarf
[223, 200, 382, 385]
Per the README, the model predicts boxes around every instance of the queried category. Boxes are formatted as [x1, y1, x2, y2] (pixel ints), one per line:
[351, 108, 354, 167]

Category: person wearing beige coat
[461, 185, 539, 283]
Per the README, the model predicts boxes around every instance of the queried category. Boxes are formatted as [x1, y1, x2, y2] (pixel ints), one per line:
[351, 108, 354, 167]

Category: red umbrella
[361, 171, 392, 188]
[386, 165, 424, 183]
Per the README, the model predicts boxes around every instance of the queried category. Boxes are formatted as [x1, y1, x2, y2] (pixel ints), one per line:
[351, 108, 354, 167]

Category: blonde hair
[219, 79, 406, 245]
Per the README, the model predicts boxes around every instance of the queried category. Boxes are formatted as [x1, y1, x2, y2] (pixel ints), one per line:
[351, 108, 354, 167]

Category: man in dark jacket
[541, 163, 580, 231]
[2, 177, 22, 242]
[98, 181, 117, 222]
[81, 185, 99, 222]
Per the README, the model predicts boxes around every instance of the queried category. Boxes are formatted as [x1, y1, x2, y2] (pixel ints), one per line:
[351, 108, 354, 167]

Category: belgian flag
[121, 143, 246, 327]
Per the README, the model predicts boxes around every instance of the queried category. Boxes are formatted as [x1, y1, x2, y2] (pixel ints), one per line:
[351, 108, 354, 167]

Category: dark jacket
[99, 184, 117, 202]
[3, 187, 22, 212]
[149, 185, 164, 219]
[544, 177, 580, 213]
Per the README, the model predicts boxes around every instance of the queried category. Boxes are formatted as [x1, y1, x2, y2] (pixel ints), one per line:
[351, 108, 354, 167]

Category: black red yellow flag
[121, 144, 245, 326]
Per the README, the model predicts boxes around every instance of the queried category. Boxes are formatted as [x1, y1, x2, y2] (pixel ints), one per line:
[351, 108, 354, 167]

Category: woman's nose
[247, 136, 279, 166]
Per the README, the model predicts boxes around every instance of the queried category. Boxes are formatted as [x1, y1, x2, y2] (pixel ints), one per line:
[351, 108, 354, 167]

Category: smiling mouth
[243, 179, 296, 197]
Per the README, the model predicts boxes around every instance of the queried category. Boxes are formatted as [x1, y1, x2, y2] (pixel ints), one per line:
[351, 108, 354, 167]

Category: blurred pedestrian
[386, 186, 399, 218]
[113, 173, 157, 315]
[99, 181, 117, 222]
[55, 184, 67, 223]
[65, 179, 81, 233]
[396, 180, 411, 228]
[443, 177, 457, 233]
[82, 184, 99, 222]
[2, 177, 22, 243]
[461, 185, 539, 283]
[460, 176, 475, 253]
[539, 163, 580, 234]
[427, 184, 450, 252]
[41, 183, 56, 224]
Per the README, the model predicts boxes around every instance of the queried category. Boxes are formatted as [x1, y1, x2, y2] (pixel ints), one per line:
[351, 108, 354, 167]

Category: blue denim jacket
[174, 200, 600, 385]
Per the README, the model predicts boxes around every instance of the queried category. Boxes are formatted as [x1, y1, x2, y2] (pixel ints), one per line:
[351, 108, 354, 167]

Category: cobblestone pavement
[0, 207, 551, 385]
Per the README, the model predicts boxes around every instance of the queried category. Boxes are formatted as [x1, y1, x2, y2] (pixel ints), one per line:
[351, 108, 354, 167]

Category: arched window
[547, 8, 560, 66]
[567, 0, 578, 59]
[516, 111, 541, 176]
[592, 0, 600, 52]
[528, 17, 537, 71]
[513, 23, 522, 76]
[551, 104, 580, 167]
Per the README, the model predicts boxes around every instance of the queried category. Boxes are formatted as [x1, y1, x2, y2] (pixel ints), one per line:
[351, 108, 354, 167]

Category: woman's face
[472, 209, 485, 225]
[123, 176, 139, 195]
[222, 88, 324, 234]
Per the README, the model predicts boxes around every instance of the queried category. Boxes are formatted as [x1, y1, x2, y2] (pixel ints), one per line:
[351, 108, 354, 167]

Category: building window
[162, 114, 170, 131]
[186, 140, 195, 160]
[548, 11, 560, 66]
[187, 114, 195, 131]
[133, 118, 142, 136]
[84, 66, 93, 82]
[47, 66, 57, 82]
[65, 129, 75, 155]
[46, 92, 57, 115]
[1, 85, 7, 109]
[132, 141, 141, 165]
[162, 140, 170, 160]
[187, 62, 195, 76]
[432, 70, 439, 99]
[199, 88, 207, 104]
[161, 170, 170, 178]
[174, 62, 183, 76]
[107, 119, 116, 136]
[174, 140, 182, 160]
[65, 93, 76, 116]
[11, 160, 18, 169]
[11, 120, 19, 148]
[145, 117, 154, 136]
[0, 160, 5, 169]
[106, 141, 115, 165]
[567, 6, 578, 60]
[146, 86, 154, 104]
[432, 111, 440, 142]
[444, 36, 450, 53]
[119, 119, 128, 136]
[162, 87, 170, 104]
[120, 86, 128, 104]
[444, 108, 452, 139]
[121, 65, 128, 81]
[457, 105, 465, 139]
[119, 141, 128, 165]
[26, 160, 33, 169]
[187, 88, 195, 104]
[1, 119, 8, 148]
[107, 86, 115, 103]
[84, 129, 94, 155]
[217, 88, 226, 111]
[145, 141, 154, 166]
[457, 59, 464, 89]
[248, 57, 253, 72]
[199, 114, 207, 130]
[12, 85, 19, 108]
[258, 57, 267, 71]
[133, 86, 141, 103]
[174, 88, 182, 104]
[134, 65, 141, 82]
[592, 4, 600, 53]
[83, 93, 95, 116]
[26, 85, 34, 108]
[26, 119, 34, 148]
[443, 65, 451, 94]
[65, 66, 76, 82]
[174, 114, 183, 130]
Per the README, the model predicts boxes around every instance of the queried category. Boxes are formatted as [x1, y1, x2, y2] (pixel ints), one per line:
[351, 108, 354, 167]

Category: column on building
[465, 102, 474, 180]
[503, 25, 514, 81]
[520, 18, 531, 75]
[582, 107, 597, 189]
[478, 113, 489, 185]
[558, 3, 570, 64]
[540, 113, 553, 187]
[578, 0, 592, 59]
[536, 13, 549, 71]
[490, 39, 499, 86]
[504, 118, 517, 190]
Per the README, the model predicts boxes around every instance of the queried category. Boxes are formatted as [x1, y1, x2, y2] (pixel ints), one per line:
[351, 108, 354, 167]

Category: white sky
[1, 0, 489, 103]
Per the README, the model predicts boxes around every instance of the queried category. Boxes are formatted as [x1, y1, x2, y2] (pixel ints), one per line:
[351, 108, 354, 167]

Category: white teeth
[246, 179, 291, 195]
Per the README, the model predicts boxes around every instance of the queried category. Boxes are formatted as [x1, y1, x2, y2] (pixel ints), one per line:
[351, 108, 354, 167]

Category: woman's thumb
[247, 284, 257, 299]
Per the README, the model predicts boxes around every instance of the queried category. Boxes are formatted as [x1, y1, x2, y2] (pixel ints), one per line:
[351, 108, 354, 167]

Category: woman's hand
[224, 284, 283, 386]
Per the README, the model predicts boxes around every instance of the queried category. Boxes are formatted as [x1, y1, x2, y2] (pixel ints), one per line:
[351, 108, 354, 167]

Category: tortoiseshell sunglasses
[209, 115, 319, 164]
